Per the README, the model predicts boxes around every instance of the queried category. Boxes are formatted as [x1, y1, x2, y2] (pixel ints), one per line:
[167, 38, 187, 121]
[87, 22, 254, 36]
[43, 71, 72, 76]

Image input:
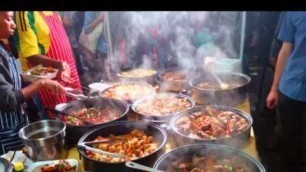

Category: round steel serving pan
[153, 143, 265, 172]
[170, 105, 253, 148]
[57, 97, 129, 145]
[132, 93, 195, 124]
[156, 69, 191, 92]
[78, 121, 167, 172]
[189, 72, 251, 106]
[0, 157, 13, 172]
[99, 81, 157, 104]
[116, 69, 158, 85]
[19, 120, 67, 161]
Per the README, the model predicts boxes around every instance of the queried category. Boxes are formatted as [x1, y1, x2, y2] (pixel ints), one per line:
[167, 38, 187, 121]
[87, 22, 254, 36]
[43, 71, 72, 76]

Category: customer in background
[79, 11, 108, 84]
[14, 11, 82, 117]
[0, 11, 66, 155]
[266, 12, 306, 172]
[61, 11, 86, 77]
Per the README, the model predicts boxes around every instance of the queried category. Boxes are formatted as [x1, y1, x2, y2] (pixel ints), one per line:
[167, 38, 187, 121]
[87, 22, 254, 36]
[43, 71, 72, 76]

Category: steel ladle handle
[125, 161, 164, 172]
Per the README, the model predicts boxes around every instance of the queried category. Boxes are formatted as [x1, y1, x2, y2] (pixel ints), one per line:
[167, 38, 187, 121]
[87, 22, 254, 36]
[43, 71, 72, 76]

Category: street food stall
[0, 11, 267, 172]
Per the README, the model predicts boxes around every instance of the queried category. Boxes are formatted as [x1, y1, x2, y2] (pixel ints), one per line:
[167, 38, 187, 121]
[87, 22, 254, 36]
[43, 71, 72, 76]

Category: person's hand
[57, 62, 73, 84]
[266, 89, 279, 109]
[40, 79, 66, 94]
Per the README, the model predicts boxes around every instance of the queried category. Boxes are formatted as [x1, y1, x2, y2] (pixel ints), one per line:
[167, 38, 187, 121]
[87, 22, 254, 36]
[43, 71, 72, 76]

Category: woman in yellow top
[13, 11, 82, 116]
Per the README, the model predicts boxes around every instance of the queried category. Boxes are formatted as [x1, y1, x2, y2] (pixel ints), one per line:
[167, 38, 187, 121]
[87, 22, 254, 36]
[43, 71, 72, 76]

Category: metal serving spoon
[125, 161, 164, 172]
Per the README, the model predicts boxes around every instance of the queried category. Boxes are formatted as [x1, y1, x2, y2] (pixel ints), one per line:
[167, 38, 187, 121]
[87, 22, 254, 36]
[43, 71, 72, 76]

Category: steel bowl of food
[189, 72, 251, 106]
[77, 121, 167, 171]
[156, 69, 196, 93]
[153, 143, 265, 172]
[170, 105, 253, 148]
[51, 97, 129, 145]
[116, 68, 157, 85]
[99, 81, 157, 104]
[19, 120, 67, 161]
[132, 93, 195, 124]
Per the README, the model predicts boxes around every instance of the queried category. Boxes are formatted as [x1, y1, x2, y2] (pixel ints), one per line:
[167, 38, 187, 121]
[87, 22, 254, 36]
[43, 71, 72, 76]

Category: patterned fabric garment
[0, 43, 28, 155]
[14, 11, 52, 71]
[39, 12, 82, 111]
[14, 11, 82, 113]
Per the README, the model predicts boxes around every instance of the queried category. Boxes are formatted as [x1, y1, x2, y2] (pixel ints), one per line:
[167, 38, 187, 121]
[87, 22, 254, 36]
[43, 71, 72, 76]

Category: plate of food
[23, 65, 58, 82]
[27, 159, 78, 172]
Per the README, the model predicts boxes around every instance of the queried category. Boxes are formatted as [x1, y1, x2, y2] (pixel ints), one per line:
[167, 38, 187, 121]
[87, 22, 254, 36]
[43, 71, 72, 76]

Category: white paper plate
[23, 65, 59, 82]
[27, 159, 78, 172]
[88, 82, 111, 92]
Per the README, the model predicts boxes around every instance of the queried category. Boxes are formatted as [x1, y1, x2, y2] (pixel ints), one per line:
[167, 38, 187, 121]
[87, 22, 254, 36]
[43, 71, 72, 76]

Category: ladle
[201, 68, 229, 90]
[125, 161, 164, 172]
[210, 72, 229, 89]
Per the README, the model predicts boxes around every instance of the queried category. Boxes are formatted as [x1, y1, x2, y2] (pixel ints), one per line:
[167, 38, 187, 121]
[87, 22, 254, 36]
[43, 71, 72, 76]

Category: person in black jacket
[0, 11, 66, 155]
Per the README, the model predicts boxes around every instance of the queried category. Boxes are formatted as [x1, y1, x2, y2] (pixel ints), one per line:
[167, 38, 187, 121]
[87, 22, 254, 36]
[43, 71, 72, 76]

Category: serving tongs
[78, 139, 126, 159]
[64, 87, 87, 100]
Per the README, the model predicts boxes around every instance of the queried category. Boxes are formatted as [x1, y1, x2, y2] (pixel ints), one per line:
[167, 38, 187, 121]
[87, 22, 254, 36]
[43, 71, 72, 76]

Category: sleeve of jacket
[0, 73, 25, 109]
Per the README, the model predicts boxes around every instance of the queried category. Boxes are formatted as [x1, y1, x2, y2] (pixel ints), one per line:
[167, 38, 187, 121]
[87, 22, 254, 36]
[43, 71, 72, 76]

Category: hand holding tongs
[64, 87, 87, 100]
[78, 139, 126, 159]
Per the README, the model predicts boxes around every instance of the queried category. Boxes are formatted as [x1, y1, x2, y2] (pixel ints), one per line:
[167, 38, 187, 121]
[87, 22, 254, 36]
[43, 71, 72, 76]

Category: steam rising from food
[134, 93, 193, 116]
[105, 11, 243, 82]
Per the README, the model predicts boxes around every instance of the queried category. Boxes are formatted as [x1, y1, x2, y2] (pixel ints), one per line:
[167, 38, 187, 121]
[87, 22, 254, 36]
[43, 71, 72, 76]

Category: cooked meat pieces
[175, 107, 248, 139]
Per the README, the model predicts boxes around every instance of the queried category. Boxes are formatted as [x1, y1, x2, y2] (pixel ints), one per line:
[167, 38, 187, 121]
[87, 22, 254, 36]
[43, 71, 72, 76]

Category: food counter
[66, 98, 258, 171]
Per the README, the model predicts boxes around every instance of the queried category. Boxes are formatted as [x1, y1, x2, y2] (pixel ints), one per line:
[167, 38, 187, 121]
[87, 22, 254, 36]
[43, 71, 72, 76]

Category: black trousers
[253, 67, 284, 172]
[278, 91, 306, 172]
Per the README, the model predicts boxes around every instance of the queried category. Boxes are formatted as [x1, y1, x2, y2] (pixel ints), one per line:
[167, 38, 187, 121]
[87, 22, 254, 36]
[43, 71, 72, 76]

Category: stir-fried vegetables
[63, 107, 121, 126]
[30, 66, 56, 76]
